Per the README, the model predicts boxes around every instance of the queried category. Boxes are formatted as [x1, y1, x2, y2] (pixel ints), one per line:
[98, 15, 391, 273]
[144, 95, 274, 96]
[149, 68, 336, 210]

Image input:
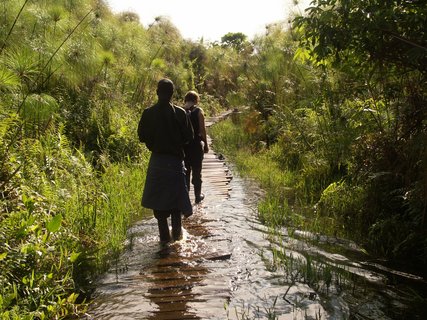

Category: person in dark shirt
[183, 91, 209, 204]
[138, 79, 194, 243]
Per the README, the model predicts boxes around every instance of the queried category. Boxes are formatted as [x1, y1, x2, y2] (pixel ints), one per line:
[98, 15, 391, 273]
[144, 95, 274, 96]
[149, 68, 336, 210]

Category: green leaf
[22, 194, 35, 213]
[0, 67, 20, 90]
[70, 251, 81, 263]
[0, 252, 7, 261]
[67, 292, 79, 303]
[21, 93, 59, 123]
[47, 214, 62, 233]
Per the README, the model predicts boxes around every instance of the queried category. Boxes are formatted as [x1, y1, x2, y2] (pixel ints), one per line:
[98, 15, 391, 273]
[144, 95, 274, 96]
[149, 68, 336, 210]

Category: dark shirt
[138, 100, 194, 159]
[187, 106, 201, 141]
[184, 106, 204, 166]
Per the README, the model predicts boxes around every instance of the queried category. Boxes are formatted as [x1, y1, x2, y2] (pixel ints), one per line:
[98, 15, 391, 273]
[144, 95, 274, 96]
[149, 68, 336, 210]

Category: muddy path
[85, 115, 426, 319]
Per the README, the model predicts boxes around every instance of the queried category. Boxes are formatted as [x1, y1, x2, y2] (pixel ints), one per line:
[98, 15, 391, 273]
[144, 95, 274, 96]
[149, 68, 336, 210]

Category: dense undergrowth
[211, 0, 427, 277]
[211, 100, 426, 277]
[1, 0, 426, 318]
[0, 0, 228, 318]
[0, 113, 150, 318]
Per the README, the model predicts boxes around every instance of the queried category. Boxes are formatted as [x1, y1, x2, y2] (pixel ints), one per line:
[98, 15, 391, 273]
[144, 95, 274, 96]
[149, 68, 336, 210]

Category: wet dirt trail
[86, 114, 427, 319]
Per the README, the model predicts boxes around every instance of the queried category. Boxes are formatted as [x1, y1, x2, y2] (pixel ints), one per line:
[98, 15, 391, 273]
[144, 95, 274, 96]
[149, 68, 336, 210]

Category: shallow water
[85, 145, 426, 319]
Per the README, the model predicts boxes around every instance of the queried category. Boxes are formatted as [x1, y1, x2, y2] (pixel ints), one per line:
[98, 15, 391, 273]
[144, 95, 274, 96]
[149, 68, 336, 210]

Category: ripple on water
[86, 148, 426, 320]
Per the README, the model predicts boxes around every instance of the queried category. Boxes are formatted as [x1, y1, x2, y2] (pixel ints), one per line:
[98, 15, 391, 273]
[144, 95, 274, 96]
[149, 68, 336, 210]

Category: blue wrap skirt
[142, 153, 192, 215]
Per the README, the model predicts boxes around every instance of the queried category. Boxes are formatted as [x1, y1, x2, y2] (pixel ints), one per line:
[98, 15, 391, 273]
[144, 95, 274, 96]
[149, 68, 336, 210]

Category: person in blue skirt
[138, 79, 194, 243]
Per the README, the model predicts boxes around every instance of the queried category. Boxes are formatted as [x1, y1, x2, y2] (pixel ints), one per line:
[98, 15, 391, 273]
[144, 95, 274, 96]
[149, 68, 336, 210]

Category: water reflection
[144, 242, 207, 320]
[86, 151, 427, 319]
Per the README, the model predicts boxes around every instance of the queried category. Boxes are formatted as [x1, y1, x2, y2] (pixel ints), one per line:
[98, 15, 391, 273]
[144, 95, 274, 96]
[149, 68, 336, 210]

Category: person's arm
[198, 108, 209, 153]
[137, 110, 147, 143]
[138, 109, 155, 152]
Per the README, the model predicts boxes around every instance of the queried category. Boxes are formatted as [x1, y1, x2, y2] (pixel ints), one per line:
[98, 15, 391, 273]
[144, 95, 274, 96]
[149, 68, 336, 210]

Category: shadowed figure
[183, 91, 209, 204]
[138, 78, 194, 243]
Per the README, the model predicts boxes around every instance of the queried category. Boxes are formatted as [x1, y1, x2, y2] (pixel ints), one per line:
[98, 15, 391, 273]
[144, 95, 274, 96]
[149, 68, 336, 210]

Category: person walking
[138, 79, 194, 243]
[183, 91, 209, 204]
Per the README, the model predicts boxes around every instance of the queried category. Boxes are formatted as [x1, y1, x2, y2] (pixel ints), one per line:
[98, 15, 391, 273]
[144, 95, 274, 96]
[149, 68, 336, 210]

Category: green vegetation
[0, 0, 229, 318]
[211, 0, 427, 278]
[1, 0, 426, 317]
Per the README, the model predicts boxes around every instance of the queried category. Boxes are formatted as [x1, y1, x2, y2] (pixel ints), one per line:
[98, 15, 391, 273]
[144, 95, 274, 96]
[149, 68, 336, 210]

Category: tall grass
[0, 119, 151, 318]
[210, 117, 313, 232]
[209, 115, 354, 239]
[97, 161, 150, 255]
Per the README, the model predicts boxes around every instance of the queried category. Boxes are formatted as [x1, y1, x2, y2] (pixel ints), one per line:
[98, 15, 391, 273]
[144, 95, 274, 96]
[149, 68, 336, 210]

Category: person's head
[184, 90, 200, 105]
[156, 78, 174, 101]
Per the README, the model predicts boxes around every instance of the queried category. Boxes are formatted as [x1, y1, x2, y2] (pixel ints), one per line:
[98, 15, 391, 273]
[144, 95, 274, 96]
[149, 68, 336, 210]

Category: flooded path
[86, 115, 426, 319]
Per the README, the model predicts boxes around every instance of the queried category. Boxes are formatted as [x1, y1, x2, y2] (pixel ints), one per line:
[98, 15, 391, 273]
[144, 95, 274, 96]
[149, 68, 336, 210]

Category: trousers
[184, 141, 204, 200]
[154, 210, 182, 242]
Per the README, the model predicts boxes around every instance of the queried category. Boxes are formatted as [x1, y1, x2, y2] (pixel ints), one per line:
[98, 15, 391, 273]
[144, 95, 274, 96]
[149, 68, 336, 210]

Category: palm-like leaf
[21, 93, 58, 123]
[4, 48, 39, 85]
[0, 67, 20, 91]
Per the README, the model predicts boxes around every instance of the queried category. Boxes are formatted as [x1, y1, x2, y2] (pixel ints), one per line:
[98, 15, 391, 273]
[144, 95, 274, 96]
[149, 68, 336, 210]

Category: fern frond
[0, 112, 20, 141]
